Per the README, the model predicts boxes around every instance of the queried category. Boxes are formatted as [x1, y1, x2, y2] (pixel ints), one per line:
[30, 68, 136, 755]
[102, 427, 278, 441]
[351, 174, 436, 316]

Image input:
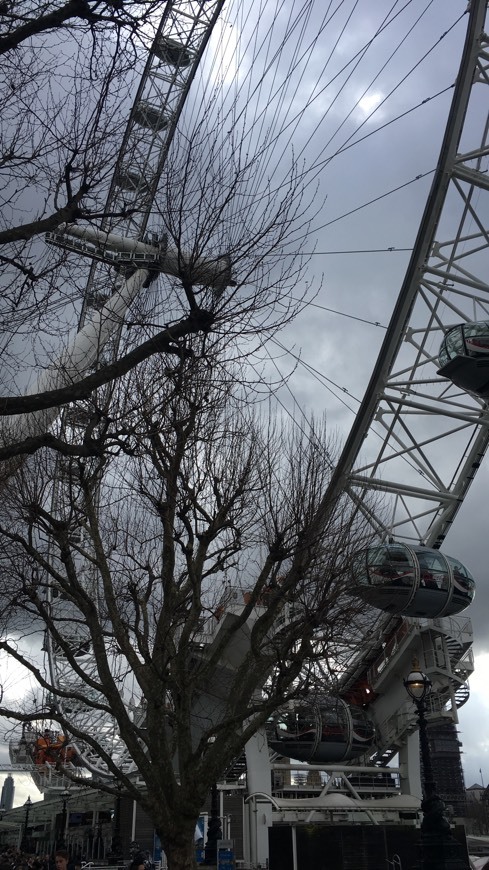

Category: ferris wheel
[7, 0, 229, 789]
[8, 0, 489, 804]
[324, 0, 489, 771]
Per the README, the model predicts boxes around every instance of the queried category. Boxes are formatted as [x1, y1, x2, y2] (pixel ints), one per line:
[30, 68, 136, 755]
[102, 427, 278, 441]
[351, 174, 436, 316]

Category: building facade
[0, 776, 14, 812]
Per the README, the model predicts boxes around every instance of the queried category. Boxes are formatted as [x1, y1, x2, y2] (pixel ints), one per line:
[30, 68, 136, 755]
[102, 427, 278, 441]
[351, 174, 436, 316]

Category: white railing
[431, 616, 473, 645]
[368, 620, 415, 685]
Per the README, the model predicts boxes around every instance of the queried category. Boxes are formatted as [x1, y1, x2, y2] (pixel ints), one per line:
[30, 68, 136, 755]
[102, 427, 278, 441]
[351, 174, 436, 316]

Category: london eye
[0, 0, 488, 866]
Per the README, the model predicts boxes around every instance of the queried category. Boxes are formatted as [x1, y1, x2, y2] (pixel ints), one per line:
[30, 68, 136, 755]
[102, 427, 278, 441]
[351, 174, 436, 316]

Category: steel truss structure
[48, 0, 226, 331]
[325, 0, 489, 551]
[36, 0, 227, 785]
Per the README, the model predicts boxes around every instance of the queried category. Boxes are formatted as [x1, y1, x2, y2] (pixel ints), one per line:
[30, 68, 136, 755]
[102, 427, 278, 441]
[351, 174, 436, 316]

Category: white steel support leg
[399, 729, 422, 800]
[2, 267, 149, 446]
[245, 730, 273, 868]
[242, 801, 251, 868]
[55, 224, 232, 291]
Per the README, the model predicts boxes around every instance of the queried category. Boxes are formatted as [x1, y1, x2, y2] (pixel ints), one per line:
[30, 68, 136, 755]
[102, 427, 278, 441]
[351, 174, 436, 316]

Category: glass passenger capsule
[133, 102, 170, 132]
[438, 321, 489, 397]
[153, 36, 192, 67]
[115, 167, 150, 194]
[351, 542, 475, 618]
[267, 697, 375, 763]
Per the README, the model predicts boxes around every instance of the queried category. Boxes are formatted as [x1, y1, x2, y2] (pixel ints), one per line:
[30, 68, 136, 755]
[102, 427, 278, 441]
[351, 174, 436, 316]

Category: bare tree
[0, 0, 228, 417]
[0, 12, 362, 866]
[0, 117, 317, 466]
[0, 0, 171, 55]
[0, 346, 372, 870]
[0, 0, 155, 307]
[0, 0, 325, 467]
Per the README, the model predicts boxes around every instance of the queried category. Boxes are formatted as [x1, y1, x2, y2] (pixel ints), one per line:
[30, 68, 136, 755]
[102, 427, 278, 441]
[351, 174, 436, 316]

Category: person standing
[54, 850, 74, 870]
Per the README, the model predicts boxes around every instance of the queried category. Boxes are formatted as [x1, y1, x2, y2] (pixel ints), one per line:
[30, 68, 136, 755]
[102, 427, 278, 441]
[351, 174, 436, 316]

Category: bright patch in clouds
[0, 637, 42, 702]
[208, 16, 244, 87]
[356, 90, 385, 120]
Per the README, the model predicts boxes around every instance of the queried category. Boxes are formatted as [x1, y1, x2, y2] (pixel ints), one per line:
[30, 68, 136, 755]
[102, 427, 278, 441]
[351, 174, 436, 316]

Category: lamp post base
[415, 832, 470, 870]
[416, 793, 470, 869]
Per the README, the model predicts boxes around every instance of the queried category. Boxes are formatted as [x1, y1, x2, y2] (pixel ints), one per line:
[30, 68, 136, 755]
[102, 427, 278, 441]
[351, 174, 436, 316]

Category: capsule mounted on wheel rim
[267, 697, 375, 763]
[351, 542, 475, 618]
[153, 36, 193, 68]
[438, 321, 489, 397]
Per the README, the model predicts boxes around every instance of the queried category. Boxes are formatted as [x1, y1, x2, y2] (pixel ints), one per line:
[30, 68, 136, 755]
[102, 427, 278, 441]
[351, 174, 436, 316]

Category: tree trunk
[161, 822, 200, 870]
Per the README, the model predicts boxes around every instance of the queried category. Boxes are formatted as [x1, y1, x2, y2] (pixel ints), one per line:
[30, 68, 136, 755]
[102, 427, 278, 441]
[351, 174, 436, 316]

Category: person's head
[55, 851, 69, 870]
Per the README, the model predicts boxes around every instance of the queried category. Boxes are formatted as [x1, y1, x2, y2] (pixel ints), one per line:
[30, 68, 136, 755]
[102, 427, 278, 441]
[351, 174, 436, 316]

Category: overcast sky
[2, 0, 488, 804]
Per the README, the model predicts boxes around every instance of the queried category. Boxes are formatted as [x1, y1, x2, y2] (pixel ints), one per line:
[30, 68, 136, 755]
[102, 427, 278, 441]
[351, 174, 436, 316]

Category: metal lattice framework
[35, 0, 227, 788]
[324, 0, 489, 552]
[47, 0, 226, 328]
[331, 0, 489, 771]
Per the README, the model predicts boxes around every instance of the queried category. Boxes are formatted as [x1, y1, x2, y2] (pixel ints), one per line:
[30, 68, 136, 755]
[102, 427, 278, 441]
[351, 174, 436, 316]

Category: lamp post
[109, 784, 123, 863]
[58, 788, 71, 848]
[21, 795, 32, 851]
[404, 659, 469, 870]
[204, 783, 222, 865]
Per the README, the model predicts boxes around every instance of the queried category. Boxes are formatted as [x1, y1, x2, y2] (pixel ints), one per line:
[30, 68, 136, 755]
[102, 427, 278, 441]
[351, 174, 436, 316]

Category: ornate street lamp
[204, 783, 222, 865]
[109, 784, 123, 863]
[58, 788, 71, 847]
[404, 658, 469, 869]
[21, 795, 32, 851]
